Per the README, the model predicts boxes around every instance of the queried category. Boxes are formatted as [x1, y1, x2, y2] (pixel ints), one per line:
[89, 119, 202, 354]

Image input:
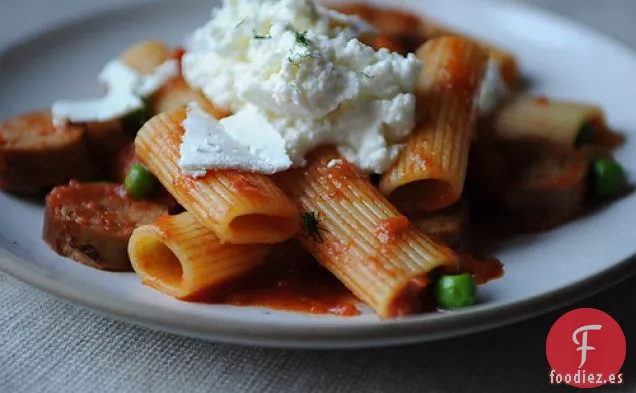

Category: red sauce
[534, 96, 550, 106]
[388, 275, 434, 317]
[183, 244, 503, 317]
[457, 253, 504, 284]
[328, 188, 345, 200]
[326, 158, 357, 178]
[318, 156, 364, 201]
[231, 176, 266, 202]
[374, 34, 405, 53]
[374, 215, 409, 244]
[435, 38, 483, 97]
[323, 239, 347, 262]
[170, 47, 186, 75]
[190, 253, 360, 317]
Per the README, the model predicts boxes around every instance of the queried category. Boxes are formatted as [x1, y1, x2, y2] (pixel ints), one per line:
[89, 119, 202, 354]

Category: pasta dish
[0, 0, 627, 319]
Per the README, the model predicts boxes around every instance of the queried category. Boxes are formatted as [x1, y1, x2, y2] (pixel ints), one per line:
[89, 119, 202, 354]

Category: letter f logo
[572, 324, 602, 368]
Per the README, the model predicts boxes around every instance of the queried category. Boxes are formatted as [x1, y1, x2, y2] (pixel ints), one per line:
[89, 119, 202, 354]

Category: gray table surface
[1, 1, 635, 392]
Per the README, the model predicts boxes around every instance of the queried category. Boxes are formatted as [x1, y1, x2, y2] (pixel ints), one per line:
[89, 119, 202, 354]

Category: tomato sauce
[457, 253, 504, 284]
[170, 47, 186, 75]
[190, 249, 360, 317]
[374, 215, 409, 243]
[186, 245, 503, 317]
[231, 176, 267, 202]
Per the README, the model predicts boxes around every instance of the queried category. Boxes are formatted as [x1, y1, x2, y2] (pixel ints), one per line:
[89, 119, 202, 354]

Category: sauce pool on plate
[188, 244, 361, 317]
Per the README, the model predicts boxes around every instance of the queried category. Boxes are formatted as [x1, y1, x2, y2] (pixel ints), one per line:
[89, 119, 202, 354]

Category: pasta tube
[421, 22, 518, 88]
[120, 40, 173, 75]
[380, 36, 487, 212]
[491, 95, 623, 147]
[273, 148, 457, 319]
[129, 212, 271, 299]
[135, 109, 299, 244]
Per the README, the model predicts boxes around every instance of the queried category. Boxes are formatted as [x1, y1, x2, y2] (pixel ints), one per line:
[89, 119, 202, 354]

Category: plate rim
[1, 0, 636, 348]
[3, 250, 634, 348]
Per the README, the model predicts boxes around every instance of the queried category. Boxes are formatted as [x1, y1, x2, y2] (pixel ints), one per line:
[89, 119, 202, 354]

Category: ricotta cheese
[52, 59, 178, 126]
[180, 0, 422, 175]
[179, 103, 291, 176]
[478, 59, 510, 116]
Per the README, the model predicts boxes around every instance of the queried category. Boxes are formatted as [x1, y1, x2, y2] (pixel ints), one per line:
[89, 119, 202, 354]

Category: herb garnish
[294, 31, 312, 47]
[300, 211, 326, 244]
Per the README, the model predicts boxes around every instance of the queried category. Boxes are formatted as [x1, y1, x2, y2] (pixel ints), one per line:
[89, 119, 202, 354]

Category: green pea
[591, 157, 626, 199]
[575, 120, 595, 147]
[435, 273, 478, 309]
[124, 164, 158, 199]
[121, 99, 151, 133]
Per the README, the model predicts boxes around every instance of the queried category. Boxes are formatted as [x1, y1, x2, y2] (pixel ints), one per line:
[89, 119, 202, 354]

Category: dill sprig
[300, 211, 327, 244]
[294, 31, 312, 47]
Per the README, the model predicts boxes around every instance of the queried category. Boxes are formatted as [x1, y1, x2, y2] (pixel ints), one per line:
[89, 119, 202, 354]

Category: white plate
[0, 0, 635, 349]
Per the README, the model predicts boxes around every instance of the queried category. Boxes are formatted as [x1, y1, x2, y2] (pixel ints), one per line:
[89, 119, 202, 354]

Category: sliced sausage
[83, 119, 134, 175]
[43, 182, 169, 271]
[82, 41, 176, 174]
[110, 141, 137, 183]
[466, 138, 508, 207]
[413, 199, 470, 250]
[502, 140, 588, 229]
[329, 3, 426, 54]
[0, 111, 94, 193]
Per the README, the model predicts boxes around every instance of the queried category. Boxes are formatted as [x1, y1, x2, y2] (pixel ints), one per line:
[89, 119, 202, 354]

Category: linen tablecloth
[1, 1, 635, 392]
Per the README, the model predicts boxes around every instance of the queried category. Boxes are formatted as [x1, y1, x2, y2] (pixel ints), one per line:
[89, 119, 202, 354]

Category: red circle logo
[546, 308, 626, 388]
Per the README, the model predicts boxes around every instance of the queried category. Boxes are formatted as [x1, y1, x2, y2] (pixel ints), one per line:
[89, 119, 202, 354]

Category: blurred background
[2, 0, 636, 52]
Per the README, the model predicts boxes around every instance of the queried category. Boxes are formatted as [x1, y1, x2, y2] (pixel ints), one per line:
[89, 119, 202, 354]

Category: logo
[546, 308, 625, 388]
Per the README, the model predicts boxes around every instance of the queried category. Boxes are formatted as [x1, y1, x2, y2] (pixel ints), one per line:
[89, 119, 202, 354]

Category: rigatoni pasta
[421, 22, 519, 88]
[380, 36, 487, 212]
[120, 40, 173, 75]
[274, 148, 457, 319]
[129, 212, 271, 299]
[490, 95, 623, 147]
[135, 109, 299, 244]
[17, 0, 629, 320]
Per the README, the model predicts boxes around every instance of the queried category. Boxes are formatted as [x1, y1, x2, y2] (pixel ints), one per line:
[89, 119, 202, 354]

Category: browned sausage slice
[413, 200, 470, 250]
[0, 111, 93, 193]
[502, 141, 588, 229]
[43, 182, 169, 271]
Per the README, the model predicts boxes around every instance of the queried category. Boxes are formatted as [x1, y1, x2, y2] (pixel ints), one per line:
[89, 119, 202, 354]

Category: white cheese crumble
[478, 59, 510, 116]
[326, 159, 343, 169]
[179, 103, 291, 176]
[52, 59, 179, 126]
[180, 0, 422, 175]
